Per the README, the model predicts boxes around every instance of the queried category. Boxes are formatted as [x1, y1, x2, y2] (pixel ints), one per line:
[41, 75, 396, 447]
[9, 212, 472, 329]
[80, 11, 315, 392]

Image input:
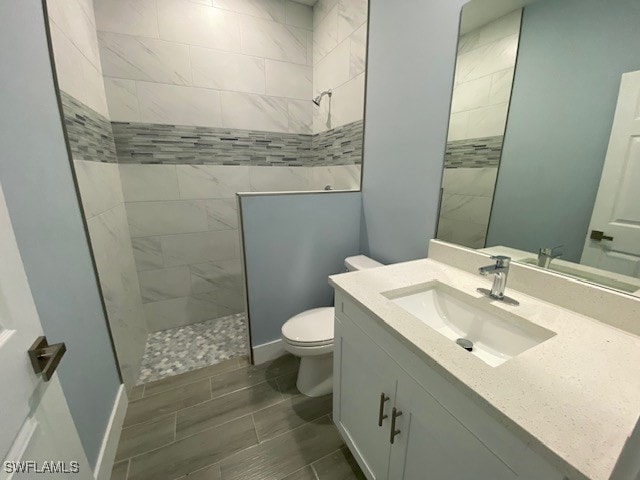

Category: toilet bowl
[281, 255, 383, 397]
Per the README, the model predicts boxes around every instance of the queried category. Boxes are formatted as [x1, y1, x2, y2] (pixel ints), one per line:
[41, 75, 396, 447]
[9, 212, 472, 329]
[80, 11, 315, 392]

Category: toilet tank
[344, 255, 383, 272]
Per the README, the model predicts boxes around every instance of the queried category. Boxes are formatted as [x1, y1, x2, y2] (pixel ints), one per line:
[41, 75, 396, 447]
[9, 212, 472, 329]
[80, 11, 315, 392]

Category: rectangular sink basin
[383, 282, 555, 367]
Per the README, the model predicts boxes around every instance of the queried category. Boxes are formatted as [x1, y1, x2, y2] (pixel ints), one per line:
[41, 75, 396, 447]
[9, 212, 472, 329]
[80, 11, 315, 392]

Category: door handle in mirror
[28, 336, 67, 382]
[590, 230, 614, 241]
[378, 393, 389, 426]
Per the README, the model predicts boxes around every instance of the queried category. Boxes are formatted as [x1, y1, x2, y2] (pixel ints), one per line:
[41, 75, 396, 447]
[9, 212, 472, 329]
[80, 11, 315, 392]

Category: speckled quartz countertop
[329, 258, 640, 480]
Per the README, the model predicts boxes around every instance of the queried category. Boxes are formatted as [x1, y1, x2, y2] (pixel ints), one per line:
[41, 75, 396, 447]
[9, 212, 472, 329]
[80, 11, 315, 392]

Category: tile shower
[48, 0, 368, 389]
[437, 10, 521, 249]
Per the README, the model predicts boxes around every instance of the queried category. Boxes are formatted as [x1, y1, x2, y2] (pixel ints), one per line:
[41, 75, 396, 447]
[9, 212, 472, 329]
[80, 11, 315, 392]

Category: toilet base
[296, 353, 333, 397]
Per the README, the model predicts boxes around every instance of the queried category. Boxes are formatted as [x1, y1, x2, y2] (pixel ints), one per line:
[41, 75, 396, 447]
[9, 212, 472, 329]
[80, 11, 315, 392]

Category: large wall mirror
[437, 0, 640, 296]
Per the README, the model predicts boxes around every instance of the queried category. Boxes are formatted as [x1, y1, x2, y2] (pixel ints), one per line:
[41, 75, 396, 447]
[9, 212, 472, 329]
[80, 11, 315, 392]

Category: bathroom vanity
[329, 243, 640, 480]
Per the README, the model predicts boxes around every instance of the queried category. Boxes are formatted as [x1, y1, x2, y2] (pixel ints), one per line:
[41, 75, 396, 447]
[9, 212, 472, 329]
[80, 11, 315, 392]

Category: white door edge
[1, 419, 36, 480]
[93, 385, 127, 480]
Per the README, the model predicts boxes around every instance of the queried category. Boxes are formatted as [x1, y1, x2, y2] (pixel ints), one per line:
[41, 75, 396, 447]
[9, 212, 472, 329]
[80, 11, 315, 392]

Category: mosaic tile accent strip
[111, 120, 364, 167]
[137, 312, 248, 384]
[112, 122, 313, 166]
[60, 91, 117, 163]
[312, 120, 363, 166]
[445, 135, 503, 169]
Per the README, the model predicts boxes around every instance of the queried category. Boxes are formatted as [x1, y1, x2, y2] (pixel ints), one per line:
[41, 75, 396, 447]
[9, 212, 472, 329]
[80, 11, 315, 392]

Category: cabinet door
[389, 372, 517, 480]
[334, 317, 398, 480]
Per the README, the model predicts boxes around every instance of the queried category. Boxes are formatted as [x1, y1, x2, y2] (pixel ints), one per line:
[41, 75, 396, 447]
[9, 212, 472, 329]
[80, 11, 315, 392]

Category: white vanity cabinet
[335, 313, 397, 479]
[333, 292, 565, 480]
[388, 372, 517, 480]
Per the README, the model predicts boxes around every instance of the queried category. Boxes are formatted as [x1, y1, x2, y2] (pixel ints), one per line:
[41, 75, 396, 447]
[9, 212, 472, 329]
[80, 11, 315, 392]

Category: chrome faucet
[537, 245, 563, 268]
[477, 255, 519, 305]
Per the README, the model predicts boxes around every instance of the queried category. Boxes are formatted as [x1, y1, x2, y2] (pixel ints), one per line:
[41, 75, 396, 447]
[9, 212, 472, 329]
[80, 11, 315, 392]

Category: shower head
[313, 89, 332, 106]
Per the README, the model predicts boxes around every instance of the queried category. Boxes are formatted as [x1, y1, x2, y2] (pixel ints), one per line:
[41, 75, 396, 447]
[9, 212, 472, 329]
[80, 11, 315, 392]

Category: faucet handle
[490, 255, 511, 267]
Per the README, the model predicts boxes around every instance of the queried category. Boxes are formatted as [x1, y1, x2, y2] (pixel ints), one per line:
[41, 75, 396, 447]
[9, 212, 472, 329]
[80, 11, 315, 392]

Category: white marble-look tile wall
[74, 161, 148, 392]
[437, 167, 498, 249]
[47, 0, 109, 116]
[94, 0, 314, 134]
[120, 163, 359, 331]
[447, 10, 521, 141]
[312, 0, 367, 133]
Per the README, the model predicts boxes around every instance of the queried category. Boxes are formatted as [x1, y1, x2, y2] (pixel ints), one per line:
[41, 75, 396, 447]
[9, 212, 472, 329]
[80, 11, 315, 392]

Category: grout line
[251, 393, 294, 418]
[175, 375, 299, 442]
[125, 458, 131, 480]
[98, 20, 312, 54]
[121, 408, 179, 430]
[311, 446, 343, 467]
[310, 463, 320, 480]
[216, 412, 335, 474]
[291, 465, 319, 480]
[125, 413, 256, 462]
[124, 395, 210, 430]
[173, 412, 177, 442]
[170, 462, 221, 480]
[117, 433, 177, 465]
[153, 0, 160, 41]
[106, 74, 312, 103]
[250, 413, 260, 443]
[129, 376, 211, 405]
[141, 356, 248, 395]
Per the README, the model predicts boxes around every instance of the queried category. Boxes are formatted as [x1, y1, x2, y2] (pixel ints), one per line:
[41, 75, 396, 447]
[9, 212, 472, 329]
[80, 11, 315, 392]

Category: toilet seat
[281, 307, 334, 347]
[284, 337, 333, 348]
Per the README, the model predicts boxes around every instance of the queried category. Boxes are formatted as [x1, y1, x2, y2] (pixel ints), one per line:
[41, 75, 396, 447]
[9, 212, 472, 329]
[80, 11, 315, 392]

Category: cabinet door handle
[390, 407, 403, 444]
[378, 393, 389, 426]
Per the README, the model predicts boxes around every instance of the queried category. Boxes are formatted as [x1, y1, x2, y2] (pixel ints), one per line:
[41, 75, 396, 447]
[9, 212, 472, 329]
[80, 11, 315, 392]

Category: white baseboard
[252, 339, 287, 365]
[94, 385, 127, 480]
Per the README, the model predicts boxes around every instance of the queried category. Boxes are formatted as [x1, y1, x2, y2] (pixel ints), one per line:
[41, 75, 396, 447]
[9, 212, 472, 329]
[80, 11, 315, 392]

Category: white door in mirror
[582, 70, 640, 278]
[0, 183, 92, 480]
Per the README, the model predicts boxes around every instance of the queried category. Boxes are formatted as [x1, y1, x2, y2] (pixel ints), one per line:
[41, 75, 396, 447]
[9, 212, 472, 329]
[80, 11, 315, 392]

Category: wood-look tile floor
[111, 355, 366, 480]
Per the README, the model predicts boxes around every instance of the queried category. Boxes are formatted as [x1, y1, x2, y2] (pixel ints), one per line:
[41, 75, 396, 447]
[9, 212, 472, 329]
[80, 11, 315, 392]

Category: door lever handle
[590, 230, 614, 241]
[378, 393, 389, 426]
[28, 336, 66, 382]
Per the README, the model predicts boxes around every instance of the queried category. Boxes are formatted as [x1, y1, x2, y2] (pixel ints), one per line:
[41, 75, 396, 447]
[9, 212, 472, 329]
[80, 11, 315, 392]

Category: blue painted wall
[240, 192, 361, 346]
[239, 0, 471, 348]
[360, 0, 467, 264]
[0, 1, 121, 467]
[487, 0, 640, 262]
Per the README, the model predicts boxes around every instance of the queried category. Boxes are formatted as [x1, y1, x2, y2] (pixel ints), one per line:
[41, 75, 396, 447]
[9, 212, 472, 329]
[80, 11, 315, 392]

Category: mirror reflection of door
[437, 0, 640, 297]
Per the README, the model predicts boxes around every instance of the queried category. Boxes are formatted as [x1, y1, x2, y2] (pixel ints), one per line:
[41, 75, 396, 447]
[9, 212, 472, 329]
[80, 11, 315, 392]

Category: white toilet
[281, 255, 383, 397]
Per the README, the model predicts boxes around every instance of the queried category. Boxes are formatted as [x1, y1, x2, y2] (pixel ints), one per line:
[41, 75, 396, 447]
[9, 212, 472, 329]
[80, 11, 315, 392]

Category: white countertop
[329, 258, 640, 480]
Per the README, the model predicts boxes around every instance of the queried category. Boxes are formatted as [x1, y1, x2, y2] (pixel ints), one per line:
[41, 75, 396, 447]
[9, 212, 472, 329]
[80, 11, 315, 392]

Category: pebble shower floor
[136, 312, 248, 384]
